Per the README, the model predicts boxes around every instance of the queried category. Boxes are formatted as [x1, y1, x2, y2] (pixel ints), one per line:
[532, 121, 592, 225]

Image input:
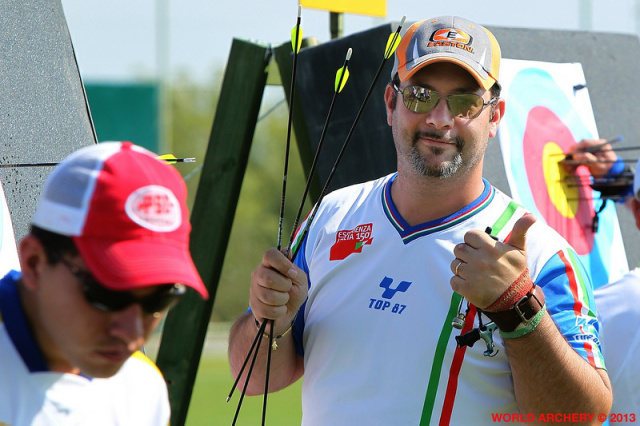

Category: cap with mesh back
[32, 141, 208, 298]
[391, 16, 501, 90]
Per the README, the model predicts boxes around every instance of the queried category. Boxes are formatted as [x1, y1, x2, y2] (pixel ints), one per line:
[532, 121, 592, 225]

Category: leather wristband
[481, 285, 545, 332]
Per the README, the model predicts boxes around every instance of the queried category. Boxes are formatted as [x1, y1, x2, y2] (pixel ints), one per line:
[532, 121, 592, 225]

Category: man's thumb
[505, 213, 537, 250]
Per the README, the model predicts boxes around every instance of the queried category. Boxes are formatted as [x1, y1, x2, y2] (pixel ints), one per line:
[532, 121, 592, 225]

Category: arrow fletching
[158, 154, 177, 163]
[157, 154, 196, 164]
[384, 34, 401, 59]
[334, 48, 352, 93]
[384, 16, 406, 59]
[291, 6, 303, 53]
[291, 27, 303, 53]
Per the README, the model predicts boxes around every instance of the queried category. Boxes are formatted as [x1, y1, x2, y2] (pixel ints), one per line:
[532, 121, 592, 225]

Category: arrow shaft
[286, 51, 351, 254]
[277, 12, 302, 251]
[291, 21, 405, 261]
[0, 162, 59, 168]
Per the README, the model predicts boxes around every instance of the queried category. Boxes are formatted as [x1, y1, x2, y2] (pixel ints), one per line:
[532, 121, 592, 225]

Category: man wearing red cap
[229, 16, 612, 424]
[0, 142, 208, 424]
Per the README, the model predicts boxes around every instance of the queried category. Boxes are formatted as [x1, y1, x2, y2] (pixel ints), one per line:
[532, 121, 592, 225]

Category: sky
[60, 0, 640, 84]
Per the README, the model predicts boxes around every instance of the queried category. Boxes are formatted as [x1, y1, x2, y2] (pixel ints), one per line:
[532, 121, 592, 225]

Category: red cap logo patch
[125, 185, 181, 232]
[431, 28, 472, 45]
[329, 223, 373, 261]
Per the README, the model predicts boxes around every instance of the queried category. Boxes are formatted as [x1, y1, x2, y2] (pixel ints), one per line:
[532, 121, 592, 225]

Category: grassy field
[184, 354, 303, 425]
[145, 323, 302, 425]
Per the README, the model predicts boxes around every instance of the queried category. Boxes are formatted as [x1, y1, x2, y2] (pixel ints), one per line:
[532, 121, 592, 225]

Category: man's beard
[410, 133, 464, 178]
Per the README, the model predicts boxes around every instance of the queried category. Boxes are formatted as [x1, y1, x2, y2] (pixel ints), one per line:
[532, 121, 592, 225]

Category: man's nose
[424, 97, 454, 129]
[108, 303, 147, 351]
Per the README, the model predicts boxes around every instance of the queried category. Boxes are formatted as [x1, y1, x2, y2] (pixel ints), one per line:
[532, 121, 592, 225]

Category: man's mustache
[413, 132, 463, 150]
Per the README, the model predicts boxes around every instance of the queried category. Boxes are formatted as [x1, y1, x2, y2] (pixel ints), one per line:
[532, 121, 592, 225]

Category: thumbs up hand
[450, 214, 537, 309]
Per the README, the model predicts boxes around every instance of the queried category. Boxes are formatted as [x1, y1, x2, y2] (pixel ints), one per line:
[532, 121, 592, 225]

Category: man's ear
[384, 84, 396, 126]
[19, 235, 47, 290]
[488, 98, 505, 139]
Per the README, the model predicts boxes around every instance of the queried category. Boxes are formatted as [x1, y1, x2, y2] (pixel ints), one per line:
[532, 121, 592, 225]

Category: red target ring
[522, 106, 594, 255]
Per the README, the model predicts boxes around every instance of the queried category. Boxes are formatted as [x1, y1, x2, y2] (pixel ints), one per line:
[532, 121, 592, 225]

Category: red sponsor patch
[329, 223, 373, 261]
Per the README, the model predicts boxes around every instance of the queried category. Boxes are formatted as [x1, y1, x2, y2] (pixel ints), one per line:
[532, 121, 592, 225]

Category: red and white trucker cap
[32, 141, 208, 298]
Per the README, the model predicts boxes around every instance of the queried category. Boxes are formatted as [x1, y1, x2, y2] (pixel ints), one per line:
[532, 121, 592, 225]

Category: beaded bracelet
[254, 316, 296, 350]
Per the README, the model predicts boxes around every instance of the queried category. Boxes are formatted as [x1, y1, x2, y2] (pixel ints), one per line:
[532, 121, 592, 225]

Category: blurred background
[57, 1, 640, 423]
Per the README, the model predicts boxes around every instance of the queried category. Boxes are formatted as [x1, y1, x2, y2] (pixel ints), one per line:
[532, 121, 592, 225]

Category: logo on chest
[368, 276, 412, 315]
[329, 223, 373, 261]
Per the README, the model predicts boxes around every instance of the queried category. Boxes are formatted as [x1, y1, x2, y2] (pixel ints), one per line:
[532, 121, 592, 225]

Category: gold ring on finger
[455, 259, 462, 276]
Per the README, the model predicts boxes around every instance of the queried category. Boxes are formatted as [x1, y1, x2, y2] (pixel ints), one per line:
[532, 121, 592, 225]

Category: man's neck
[390, 170, 486, 227]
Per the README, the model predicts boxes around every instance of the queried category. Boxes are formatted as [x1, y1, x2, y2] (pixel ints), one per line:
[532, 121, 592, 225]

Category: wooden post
[155, 38, 272, 426]
[330, 12, 343, 39]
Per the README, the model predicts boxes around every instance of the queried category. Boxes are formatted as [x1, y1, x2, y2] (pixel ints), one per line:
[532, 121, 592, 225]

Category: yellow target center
[542, 142, 578, 219]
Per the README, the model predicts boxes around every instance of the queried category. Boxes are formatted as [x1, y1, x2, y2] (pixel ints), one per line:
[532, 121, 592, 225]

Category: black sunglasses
[393, 84, 497, 119]
[56, 256, 186, 316]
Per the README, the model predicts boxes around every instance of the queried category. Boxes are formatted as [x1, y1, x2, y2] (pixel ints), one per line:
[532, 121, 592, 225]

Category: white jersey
[290, 173, 604, 426]
[595, 268, 640, 415]
[0, 271, 170, 426]
[0, 179, 19, 277]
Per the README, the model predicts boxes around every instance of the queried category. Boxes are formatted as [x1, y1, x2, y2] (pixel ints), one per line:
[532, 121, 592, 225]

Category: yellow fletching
[291, 26, 304, 53]
[384, 33, 401, 59]
[157, 154, 177, 164]
[334, 67, 350, 92]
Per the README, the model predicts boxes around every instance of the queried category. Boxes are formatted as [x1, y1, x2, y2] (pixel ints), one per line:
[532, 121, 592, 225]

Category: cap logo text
[125, 185, 181, 232]
[429, 28, 473, 53]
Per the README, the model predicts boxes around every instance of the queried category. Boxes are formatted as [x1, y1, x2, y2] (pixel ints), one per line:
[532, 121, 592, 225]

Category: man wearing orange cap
[229, 16, 611, 424]
[0, 142, 208, 424]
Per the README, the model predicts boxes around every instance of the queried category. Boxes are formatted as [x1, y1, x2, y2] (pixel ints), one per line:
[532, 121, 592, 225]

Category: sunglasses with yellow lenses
[393, 84, 497, 119]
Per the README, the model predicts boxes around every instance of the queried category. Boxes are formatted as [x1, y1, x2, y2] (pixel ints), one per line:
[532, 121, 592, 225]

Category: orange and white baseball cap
[391, 16, 501, 91]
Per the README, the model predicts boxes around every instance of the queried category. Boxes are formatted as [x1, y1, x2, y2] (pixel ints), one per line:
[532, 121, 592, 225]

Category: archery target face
[498, 59, 628, 288]
[499, 66, 598, 256]
[523, 106, 594, 255]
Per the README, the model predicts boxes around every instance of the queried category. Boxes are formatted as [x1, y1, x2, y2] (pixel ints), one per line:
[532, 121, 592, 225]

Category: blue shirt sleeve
[535, 248, 606, 370]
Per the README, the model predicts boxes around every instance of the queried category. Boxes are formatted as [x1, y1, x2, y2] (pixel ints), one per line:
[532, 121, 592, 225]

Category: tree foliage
[168, 73, 311, 322]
